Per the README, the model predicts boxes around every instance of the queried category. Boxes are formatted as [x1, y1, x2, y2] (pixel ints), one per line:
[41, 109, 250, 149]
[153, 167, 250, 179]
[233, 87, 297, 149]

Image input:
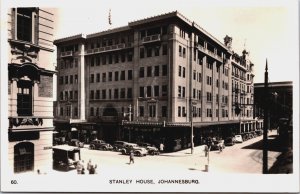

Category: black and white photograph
[0, 0, 299, 193]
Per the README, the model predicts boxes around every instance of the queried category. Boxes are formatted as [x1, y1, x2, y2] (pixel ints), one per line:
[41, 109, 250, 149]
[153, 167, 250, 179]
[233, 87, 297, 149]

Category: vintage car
[52, 145, 81, 171]
[234, 135, 244, 143]
[89, 140, 113, 151]
[210, 140, 225, 151]
[120, 143, 147, 156]
[68, 139, 84, 148]
[224, 137, 235, 146]
[112, 141, 129, 151]
[138, 142, 160, 155]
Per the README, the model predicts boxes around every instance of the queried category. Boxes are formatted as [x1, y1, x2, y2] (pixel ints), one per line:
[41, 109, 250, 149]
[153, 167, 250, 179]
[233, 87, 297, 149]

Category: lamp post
[263, 59, 269, 174]
[190, 100, 197, 154]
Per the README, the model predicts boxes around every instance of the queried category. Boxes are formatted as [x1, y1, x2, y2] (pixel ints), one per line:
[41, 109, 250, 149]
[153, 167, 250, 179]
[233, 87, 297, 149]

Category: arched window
[14, 142, 34, 173]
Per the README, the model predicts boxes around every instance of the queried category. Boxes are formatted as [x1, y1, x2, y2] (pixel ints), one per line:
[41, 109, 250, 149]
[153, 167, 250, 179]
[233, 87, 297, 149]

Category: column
[79, 43, 86, 120]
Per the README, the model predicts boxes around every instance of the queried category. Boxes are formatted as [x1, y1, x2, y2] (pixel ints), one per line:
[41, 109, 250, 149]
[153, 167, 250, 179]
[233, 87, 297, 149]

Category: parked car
[113, 141, 129, 151]
[120, 143, 147, 156]
[210, 139, 225, 150]
[234, 135, 243, 143]
[224, 137, 235, 146]
[68, 139, 84, 148]
[138, 143, 160, 155]
[89, 140, 113, 150]
[52, 145, 81, 171]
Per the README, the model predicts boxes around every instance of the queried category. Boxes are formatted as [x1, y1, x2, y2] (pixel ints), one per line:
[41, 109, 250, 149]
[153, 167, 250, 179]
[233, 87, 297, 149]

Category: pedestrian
[204, 145, 209, 157]
[219, 144, 223, 152]
[89, 164, 98, 174]
[81, 167, 85, 174]
[129, 150, 134, 164]
[87, 159, 92, 171]
[159, 143, 164, 153]
[76, 160, 83, 174]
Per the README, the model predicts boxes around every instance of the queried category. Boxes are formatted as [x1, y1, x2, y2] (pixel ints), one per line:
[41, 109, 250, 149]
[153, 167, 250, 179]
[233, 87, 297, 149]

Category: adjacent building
[7, 8, 56, 173]
[54, 11, 262, 151]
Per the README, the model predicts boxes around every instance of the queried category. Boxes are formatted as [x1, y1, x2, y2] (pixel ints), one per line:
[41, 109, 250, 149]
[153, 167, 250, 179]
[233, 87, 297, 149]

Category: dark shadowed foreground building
[53, 11, 262, 151]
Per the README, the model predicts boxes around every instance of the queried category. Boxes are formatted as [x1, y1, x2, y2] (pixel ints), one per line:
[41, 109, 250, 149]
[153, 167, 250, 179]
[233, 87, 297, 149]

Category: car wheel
[121, 150, 126, 155]
[103, 147, 107, 151]
[90, 145, 95, 150]
[136, 152, 141, 157]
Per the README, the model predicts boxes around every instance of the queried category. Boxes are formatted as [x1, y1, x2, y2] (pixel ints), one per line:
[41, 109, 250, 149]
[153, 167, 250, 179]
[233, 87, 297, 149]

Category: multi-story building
[54, 11, 262, 151]
[7, 8, 55, 173]
[254, 81, 293, 129]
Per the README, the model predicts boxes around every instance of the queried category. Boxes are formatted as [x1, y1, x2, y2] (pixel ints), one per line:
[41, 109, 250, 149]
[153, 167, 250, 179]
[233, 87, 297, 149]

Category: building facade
[54, 11, 262, 151]
[254, 81, 293, 129]
[7, 8, 55, 173]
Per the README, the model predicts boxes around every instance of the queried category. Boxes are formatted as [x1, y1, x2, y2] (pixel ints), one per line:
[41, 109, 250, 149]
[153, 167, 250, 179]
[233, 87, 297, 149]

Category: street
[50, 130, 281, 175]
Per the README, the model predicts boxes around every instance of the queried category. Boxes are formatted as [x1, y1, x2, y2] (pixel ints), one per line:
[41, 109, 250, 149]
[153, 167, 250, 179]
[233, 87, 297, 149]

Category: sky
[5, 0, 299, 83]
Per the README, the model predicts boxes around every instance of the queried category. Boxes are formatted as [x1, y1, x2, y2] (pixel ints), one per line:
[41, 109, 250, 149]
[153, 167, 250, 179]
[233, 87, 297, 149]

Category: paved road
[51, 131, 280, 175]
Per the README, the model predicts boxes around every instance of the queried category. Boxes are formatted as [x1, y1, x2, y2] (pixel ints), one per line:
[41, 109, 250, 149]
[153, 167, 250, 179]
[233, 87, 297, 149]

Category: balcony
[85, 43, 130, 55]
[142, 34, 161, 44]
[61, 51, 73, 58]
[194, 43, 222, 63]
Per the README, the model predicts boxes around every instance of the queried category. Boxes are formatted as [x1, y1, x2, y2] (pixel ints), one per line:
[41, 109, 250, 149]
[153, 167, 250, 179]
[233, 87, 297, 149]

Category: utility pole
[263, 59, 269, 174]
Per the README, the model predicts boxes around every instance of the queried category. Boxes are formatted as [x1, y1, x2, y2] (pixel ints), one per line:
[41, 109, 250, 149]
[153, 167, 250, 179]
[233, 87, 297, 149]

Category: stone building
[54, 11, 261, 151]
[7, 8, 55, 173]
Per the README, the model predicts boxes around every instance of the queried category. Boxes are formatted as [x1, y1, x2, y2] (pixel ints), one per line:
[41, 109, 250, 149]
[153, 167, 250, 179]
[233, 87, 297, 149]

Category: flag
[108, 9, 112, 25]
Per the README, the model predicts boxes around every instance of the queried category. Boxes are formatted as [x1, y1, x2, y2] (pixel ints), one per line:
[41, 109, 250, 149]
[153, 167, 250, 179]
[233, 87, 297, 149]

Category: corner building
[54, 11, 262, 151]
[7, 8, 56, 173]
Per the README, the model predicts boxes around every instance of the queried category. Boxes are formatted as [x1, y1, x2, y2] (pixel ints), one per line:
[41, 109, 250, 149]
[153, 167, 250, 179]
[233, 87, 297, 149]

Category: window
[121, 53, 125, 62]
[178, 86, 181, 97]
[193, 70, 196, 80]
[139, 87, 144, 97]
[102, 55, 106, 65]
[198, 108, 202, 117]
[60, 91, 63, 101]
[66, 105, 71, 117]
[102, 90, 106, 99]
[183, 47, 186, 58]
[14, 142, 34, 173]
[162, 44, 167, 55]
[91, 57, 95, 66]
[147, 66, 152, 77]
[193, 88, 196, 99]
[90, 74, 94, 83]
[114, 72, 119, 81]
[74, 58, 78, 67]
[102, 73, 106, 82]
[96, 57, 100, 66]
[17, 8, 33, 42]
[216, 109, 219, 117]
[114, 89, 119, 99]
[154, 66, 159, 76]
[96, 73, 100, 82]
[60, 107, 63, 116]
[69, 91, 73, 100]
[59, 76, 63, 85]
[182, 107, 186, 117]
[96, 90, 100, 99]
[109, 54, 113, 64]
[96, 108, 99, 116]
[114, 54, 119, 63]
[75, 75, 78, 83]
[120, 88, 125, 99]
[128, 53, 133, 62]
[178, 66, 182, 77]
[147, 86, 152, 97]
[17, 81, 32, 116]
[139, 106, 144, 117]
[147, 48, 152, 57]
[149, 105, 156, 117]
[139, 67, 144, 78]
[182, 87, 185, 98]
[108, 89, 112, 99]
[162, 106, 167, 117]
[162, 65, 167, 76]
[154, 47, 159, 56]
[216, 79, 219, 87]
[108, 72, 112, 81]
[162, 85, 167, 96]
[140, 48, 144, 58]
[183, 67, 185, 78]
[128, 70, 132, 80]
[74, 107, 78, 117]
[65, 91, 68, 101]
[70, 75, 73, 84]
[74, 91, 78, 100]
[65, 76, 68, 84]
[154, 85, 159, 97]
[179, 45, 182, 57]
[90, 107, 94, 116]
[207, 108, 212, 117]
[90, 90, 94, 100]
[178, 106, 181, 117]
[127, 88, 132, 99]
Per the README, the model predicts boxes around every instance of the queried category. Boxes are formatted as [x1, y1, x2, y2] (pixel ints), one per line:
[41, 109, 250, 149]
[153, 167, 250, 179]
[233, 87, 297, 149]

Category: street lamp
[190, 100, 197, 154]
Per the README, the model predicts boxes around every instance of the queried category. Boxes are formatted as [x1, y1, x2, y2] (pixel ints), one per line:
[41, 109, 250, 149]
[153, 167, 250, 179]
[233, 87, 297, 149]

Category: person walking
[204, 145, 209, 157]
[129, 150, 134, 164]
[159, 143, 164, 153]
[76, 160, 83, 174]
[87, 159, 92, 172]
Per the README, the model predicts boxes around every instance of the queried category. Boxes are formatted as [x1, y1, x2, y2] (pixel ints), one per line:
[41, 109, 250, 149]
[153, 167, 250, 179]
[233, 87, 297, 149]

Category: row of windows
[139, 85, 168, 98]
[90, 88, 132, 100]
[87, 36, 133, 49]
[139, 65, 168, 78]
[140, 44, 168, 58]
[60, 90, 78, 101]
[60, 59, 78, 69]
[59, 74, 78, 85]
[178, 45, 186, 58]
[90, 70, 132, 83]
[88, 51, 132, 66]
